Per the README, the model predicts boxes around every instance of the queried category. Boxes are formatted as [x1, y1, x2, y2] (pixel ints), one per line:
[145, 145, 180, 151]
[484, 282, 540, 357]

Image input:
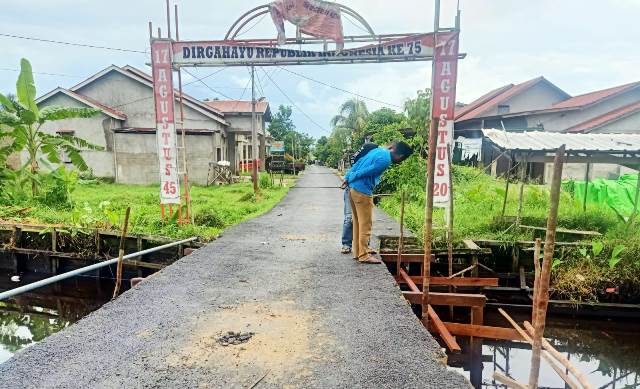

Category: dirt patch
[166, 301, 330, 381]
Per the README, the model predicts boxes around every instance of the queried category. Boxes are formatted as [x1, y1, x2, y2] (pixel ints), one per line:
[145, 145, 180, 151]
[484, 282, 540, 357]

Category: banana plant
[0, 58, 102, 196]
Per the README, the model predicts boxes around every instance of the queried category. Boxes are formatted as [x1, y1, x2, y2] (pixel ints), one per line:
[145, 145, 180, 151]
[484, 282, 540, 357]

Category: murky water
[451, 310, 640, 388]
[0, 269, 117, 364]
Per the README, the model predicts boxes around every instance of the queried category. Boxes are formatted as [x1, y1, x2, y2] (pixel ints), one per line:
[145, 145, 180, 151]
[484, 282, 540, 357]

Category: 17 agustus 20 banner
[431, 31, 459, 206]
[151, 39, 181, 205]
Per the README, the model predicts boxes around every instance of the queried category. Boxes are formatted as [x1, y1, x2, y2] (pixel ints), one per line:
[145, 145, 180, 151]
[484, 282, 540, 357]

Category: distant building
[454, 77, 640, 181]
[32, 65, 271, 185]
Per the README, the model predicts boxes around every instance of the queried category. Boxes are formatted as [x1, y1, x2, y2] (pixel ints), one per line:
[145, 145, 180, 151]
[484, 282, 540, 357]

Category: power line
[260, 68, 330, 134]
[182, 68, 235, 100]
[0, 67, 83, 78]
[0, 32, 147, 54]
[343, 13, 371, 35]
[277, 66, 403, 109]
[182, 68, 226, 87]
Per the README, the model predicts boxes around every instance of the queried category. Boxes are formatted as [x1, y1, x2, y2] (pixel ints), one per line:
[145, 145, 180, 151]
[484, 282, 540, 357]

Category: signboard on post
[270, 141, 285, 153]
[151, 39, 181, 204]
[172, 33, 439, 67]
[431, 31, 459, 206]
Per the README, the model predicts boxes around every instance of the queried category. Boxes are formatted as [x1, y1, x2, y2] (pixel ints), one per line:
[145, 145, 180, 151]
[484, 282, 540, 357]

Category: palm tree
[330, 98, 369, 134]
[0, 59, 102, 196]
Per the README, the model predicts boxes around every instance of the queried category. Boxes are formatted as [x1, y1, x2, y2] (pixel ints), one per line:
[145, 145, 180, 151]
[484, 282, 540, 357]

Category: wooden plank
[437, 322, 524, 341]
[427, 305, 461, 352]
[402, 291, 486, 307]
[398, 268, 420, 293]
[519, 224, 602, 236]
[395, 275, 499, 287]
[381, 253, 434, 263]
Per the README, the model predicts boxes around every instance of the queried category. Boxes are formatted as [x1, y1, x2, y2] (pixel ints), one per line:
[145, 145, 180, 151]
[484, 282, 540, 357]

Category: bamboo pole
[582, 163, 590, 212]
[629, 170, 640, 225]
[531, 238, 542, 327]
[529, 145, 565, 389]
[501, 159, 512, 217]
[112, 207, 131, 299]
[524, 321, 592, 389]
[498, 309, 581, 389]
[493, 372, 527, 389]
[447, 145, 454, 318]
[396, 191, 406, 276]
[422, 0, 441, 326]
[516, 160, 526, 227]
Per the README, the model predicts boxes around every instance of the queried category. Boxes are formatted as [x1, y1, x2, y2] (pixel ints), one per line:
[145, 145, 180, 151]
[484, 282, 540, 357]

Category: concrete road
[0, 165, 469, 389]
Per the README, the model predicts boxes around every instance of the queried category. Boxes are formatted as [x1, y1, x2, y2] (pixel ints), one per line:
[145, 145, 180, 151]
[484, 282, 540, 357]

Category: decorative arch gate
[149, 0, 460, 334]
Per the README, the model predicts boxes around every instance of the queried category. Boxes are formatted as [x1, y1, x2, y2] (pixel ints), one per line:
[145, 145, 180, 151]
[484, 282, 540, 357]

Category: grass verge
[0, 180, 292, 241]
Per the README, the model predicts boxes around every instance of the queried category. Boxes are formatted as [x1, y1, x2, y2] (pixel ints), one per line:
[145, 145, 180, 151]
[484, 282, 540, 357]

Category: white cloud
[296, 80, 314, 100]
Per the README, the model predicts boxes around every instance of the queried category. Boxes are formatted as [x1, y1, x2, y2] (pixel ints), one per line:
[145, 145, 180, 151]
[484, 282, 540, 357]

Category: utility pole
[251, 65, 258, 193]
[292, 133, 297, 176]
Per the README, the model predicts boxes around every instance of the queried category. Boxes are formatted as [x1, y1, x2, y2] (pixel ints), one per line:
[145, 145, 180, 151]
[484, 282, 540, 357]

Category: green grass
[378, 165, 640, 302]
[0, 180, 292, 241]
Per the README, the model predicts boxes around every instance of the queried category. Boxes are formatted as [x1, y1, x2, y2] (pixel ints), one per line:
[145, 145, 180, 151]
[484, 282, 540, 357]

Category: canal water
[451, 309, 640, 388]
[0, 268, 121, 364]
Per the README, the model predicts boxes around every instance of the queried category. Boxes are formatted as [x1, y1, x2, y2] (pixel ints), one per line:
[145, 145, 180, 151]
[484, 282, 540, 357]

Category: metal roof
[482, 129, 640, 153]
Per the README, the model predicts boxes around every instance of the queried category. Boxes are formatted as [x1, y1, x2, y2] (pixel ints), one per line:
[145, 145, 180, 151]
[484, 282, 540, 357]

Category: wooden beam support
[380, 253, 435, 263]
[428, 322, 523, 341]
[395, 275, 499, 287]
[427, 305, 461, 352]
[402, 291, 486, 307]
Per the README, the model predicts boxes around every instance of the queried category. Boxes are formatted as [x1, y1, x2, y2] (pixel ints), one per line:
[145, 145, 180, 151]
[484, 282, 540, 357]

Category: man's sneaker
[341, 246, 352, 254]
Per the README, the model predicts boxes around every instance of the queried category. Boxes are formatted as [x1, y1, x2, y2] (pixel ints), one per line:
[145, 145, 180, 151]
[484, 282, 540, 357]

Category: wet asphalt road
[0, 165, 469, 388]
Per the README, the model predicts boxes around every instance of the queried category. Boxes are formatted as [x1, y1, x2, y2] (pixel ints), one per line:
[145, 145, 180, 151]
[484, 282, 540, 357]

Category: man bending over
[342, 141, 413, 264]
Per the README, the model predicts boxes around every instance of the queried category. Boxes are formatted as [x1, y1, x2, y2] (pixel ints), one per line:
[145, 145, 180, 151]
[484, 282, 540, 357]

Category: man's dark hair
[392, 141, 413, 162]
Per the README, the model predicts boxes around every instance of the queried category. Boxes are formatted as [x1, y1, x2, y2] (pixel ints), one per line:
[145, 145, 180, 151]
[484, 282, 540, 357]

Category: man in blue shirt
[341, 142, 378, 254]
[342, 141, 413, 263]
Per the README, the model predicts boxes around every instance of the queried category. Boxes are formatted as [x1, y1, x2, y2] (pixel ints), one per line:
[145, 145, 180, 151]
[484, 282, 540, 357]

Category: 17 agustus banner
[431, 31, 459, 206]
[151, 39, 181, 204]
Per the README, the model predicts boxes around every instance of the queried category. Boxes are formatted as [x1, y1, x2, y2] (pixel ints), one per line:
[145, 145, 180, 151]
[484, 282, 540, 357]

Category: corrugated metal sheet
[482, 129, 640, 153]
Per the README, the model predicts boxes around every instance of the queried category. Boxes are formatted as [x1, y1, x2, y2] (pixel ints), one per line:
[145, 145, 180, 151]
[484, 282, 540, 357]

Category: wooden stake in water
[112, 207, 131, 299]
[529, 145, 565, 389]
[396, 191, 406, 276]
[531, 238, 542, 327]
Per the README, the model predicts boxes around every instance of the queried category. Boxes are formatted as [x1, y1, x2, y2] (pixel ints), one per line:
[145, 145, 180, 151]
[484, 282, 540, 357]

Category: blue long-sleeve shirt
[344, 147, 392, 196]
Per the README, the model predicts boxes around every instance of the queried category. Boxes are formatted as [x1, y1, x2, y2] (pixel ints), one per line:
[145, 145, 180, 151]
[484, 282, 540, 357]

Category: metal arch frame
[224, 3, 376, 42]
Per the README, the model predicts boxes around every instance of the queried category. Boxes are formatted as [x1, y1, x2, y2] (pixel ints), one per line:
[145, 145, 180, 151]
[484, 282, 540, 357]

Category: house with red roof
[33, 65, 271, 184]
[455, 77, 640, 180]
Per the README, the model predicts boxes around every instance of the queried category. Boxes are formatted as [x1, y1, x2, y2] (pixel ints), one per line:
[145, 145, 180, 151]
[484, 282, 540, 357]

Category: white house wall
[114, 132, 217, 185]
[481, 82, 568, 117]
[37, 93, 118, 178]
[527, 88, 640, 132]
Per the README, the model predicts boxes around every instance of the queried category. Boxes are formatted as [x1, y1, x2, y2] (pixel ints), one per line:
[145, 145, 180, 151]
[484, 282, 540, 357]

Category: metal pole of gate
[251, 65, 259, 193]
[0, 237, 197, 301]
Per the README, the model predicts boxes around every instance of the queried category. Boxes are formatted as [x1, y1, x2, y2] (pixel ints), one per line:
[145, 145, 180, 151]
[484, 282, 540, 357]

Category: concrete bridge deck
[0, 165, 469, 389]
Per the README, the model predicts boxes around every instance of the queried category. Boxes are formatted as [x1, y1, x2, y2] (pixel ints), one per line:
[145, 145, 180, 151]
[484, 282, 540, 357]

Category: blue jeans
[341, 188, 353, 248]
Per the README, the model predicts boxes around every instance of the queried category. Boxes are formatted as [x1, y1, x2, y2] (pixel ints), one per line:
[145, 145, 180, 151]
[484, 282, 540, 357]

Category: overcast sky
[1, 0, 639, 138]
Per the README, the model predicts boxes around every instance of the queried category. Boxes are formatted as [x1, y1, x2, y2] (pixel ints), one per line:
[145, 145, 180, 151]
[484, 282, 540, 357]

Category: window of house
[497, 104, 510, 114]
[216, 148, 222, 162]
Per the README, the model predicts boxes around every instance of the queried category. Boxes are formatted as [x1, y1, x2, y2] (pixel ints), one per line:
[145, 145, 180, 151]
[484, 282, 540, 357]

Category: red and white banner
[151, 39, 181, 204]
[270, 0, 344, 48]
[173, 33, 439, 66]
[431, 31, 459, 206]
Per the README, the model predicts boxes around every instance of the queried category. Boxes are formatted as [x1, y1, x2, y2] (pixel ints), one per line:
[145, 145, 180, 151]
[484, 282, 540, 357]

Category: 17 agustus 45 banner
[151, 39, 181, 204]
[431, 31, 459, 206]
